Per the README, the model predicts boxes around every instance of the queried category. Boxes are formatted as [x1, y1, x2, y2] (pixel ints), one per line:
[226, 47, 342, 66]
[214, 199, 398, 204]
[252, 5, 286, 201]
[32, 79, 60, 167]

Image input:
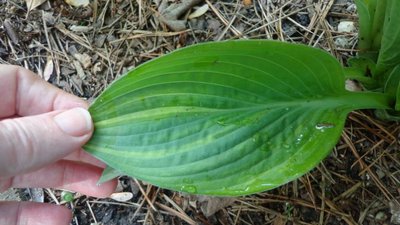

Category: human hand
[0, 65, 117, 225]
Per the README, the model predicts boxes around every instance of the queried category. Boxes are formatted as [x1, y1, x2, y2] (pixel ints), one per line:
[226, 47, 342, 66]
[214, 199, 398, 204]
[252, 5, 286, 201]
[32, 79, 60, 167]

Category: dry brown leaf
[25, 0, 46, 11]
[197, 196, 235, 217]
[188, 4, 209, 19]
[65, 0, 89, 7]
[159, 0, 202, 31]
[273, 216, 286, 225]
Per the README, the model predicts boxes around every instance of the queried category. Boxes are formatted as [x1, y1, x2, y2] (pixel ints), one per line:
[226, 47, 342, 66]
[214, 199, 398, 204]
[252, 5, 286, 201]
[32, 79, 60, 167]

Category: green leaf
[61, 191, 74, 202]
[97, 166, 123, 185]
[376, 0, 400, 75]
[345, 57, 377, 88]
[397, 87, 400, 111]
[370, 0, 387, 52]
[383, 65, 400, 111]
[375, 109, 400, 121]
[354, 0, 379, 58]
[354, 0, 372, 50]
[84, 40, 392, 196]
[347, 57, 376, 75]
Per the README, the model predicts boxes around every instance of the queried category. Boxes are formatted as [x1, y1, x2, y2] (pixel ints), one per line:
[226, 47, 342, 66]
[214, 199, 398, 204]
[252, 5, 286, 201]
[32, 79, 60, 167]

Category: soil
[0, 0, 399, 224]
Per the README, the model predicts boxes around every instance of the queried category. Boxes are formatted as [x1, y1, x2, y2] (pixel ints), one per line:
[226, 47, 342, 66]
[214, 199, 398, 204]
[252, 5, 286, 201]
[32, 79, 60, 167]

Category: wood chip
[73, 53, 92, 69]
[188, 4, 209, 19]
[43, 57, 54, 81]
[3, 19, 19, 45]
[70, 74, 84, 95]
[65, 0, 89, 7]
[70, 25, 93, 33]
[72, 60, 86, 80]
[110, 192, 134, 202]
[25, 0, 46, 11]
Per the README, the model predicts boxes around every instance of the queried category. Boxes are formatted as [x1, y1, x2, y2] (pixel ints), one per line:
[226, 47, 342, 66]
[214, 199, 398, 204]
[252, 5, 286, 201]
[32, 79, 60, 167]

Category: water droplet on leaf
[315, 123, 335, 131]
[295, 134, 304, 145]
[180, 185, 197, 194]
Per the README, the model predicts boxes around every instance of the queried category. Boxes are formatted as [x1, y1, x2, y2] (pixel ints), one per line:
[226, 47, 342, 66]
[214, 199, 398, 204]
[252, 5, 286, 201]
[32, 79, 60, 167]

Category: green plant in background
[83, 0, 400, 196]
[352, 0, 400, 120]
[61, 191, 74, 202]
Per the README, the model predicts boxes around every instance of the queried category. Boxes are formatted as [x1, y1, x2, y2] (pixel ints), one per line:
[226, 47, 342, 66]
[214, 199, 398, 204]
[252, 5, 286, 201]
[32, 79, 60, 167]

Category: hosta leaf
[376, 0, 400, 75]
[98, 166, 122, 184]
[84, 40, 391, 196]
[375, 109, 400, 121]
[354, 0, 380, 60]
[354, 0, 373, 51]
[369, 0, 387, 52]
[345, 57, 377, 89]
[383, 65, 400, 111]
[397, 85, 400, 111]
[375, 65, 400, 121]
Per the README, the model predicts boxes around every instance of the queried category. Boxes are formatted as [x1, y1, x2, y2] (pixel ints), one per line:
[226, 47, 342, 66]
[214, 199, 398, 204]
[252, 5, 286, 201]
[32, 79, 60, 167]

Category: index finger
[0, 65, 87, 118]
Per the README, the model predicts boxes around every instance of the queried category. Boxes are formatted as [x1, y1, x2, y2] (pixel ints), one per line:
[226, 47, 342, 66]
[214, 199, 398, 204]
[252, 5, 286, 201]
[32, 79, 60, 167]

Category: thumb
[0, 108, 93, 178]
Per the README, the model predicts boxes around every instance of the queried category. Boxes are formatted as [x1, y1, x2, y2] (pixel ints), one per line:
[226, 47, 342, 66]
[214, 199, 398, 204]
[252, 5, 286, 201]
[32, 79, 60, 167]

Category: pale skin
[0, 65, 117, 225]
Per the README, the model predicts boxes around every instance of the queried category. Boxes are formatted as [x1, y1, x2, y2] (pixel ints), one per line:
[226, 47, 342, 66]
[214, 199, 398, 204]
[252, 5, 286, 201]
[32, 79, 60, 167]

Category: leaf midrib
[94, 94, 352, 127]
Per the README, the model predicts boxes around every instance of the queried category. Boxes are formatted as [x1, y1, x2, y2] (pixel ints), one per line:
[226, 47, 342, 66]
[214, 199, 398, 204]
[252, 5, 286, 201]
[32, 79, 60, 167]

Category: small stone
[347, 4, 356, 13]
[335, 37, 350, 48]
[375, 211, 387, 221]
[390, 201, 400, 224]
[338, 21, 356, 33]
[376, 169, 385, 179]
[345, 80, 362, 92]
[296, 13, 310, 26]
[282, 22, 297, 36]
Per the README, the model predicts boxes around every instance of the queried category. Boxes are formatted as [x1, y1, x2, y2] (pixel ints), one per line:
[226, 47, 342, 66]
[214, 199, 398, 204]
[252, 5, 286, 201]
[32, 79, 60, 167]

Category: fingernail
[54, 108, 93, 137]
